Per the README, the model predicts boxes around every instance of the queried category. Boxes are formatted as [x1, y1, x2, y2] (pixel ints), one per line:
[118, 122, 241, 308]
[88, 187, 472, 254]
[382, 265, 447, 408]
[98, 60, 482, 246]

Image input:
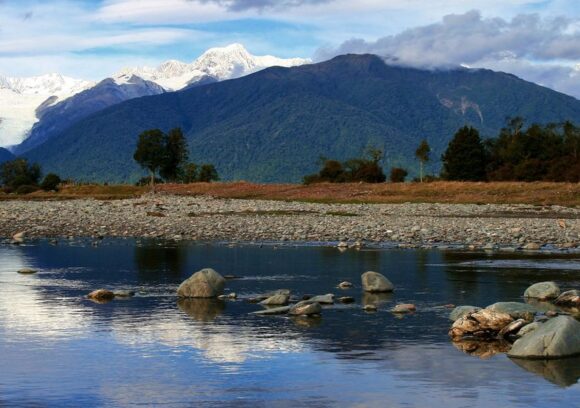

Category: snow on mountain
[0, 74, 94, 147]
[115, 44, 310, 91]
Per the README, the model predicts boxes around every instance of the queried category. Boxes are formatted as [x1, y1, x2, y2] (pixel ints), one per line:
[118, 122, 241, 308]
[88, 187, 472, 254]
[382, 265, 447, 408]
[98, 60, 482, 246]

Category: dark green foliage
[441, 126, 488, 181]
[486, 120, 580, 182]
[180, 163, 199, 183]
[304, 151, 386, 184]
[415, 140, 431, 182]
[390, 167, 408, 183]
[197, 164, 220, 182]
[160, 128, 189, 182]
[15, 185, 39, 195]
[0, 158, 42, 188]
[133, 129, 167, 185]
[40, 173, 61, 191]
[23, 55, 580, 183]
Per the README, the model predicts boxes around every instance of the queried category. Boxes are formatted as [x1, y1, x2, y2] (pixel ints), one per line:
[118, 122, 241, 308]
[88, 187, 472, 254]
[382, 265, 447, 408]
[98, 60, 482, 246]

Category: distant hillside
[24, 54, 580, 182]
[0, 147, 14, 164]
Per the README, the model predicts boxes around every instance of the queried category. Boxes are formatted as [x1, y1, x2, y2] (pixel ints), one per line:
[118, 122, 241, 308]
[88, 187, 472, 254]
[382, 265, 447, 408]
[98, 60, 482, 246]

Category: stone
[260, 293, 290, 306]
[523, 242, 542, 250]
[113, 290, 135, 298]
[307, 294, 334, 304]
[12, 232, 25, 243]
[177, 268, 225, 298]
[508, 316, 580, 359]
[449, 305, 482, 321]
[338, 281, 353, 289]
[338, 296, 355, 304]
[251, 306, 291, 315]
[517, 321, 541, 338]
[337, 241, 348, 248]
[554, 290, 580, 307]
[524, 281, 560, 300]
[498, 319, 528, 338]
[88, 289, 115, 301]
[361, 271, 394, 293]
[449, 309, 514, 340]
[17, 268, 37, 274]
[363, 304, 377, 312]
[391, 303, 416, 313]
[486, 302, 537, 321]
[289, 301, 322, 316]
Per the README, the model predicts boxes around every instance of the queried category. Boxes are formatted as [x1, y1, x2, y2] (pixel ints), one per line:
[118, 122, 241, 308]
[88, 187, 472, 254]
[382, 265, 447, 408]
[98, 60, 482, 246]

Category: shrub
[16, 185, 39, 195]
[40, 173, 61, 191]
[198, 164, 219, 182]
[390, 167, 408, 183]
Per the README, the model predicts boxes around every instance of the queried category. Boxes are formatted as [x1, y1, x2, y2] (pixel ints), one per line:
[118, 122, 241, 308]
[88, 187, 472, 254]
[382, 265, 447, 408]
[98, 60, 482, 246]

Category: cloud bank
[196, 0, 333, 11]
[315, 10, 580, 98]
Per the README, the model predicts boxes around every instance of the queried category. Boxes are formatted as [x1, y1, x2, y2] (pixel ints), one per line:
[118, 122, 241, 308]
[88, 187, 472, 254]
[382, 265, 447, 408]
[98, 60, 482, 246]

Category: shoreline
[1, 194, 579, 250]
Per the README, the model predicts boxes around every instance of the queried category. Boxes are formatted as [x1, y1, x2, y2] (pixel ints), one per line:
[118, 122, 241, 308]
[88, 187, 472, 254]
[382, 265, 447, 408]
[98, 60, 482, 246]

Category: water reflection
[452, 339, 511, 359]
[177, 298, 226, 322]
[511, 357, 580, 387]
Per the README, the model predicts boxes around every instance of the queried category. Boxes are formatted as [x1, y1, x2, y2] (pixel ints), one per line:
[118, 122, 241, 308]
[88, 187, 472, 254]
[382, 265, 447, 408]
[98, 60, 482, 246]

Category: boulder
[289, 301, 322, 316]
[251, 306, 292, 315]
[449, 309, 514, 340]
[361, 271, 394, 293]
[498, 319, 528, 338]
[308, 294, 334, 304]
[338, 281, 353, 289]
[517, 321, 541, 338]
[260, 293, 290, 306]
[17, 268, 38, 275]
[523, 242, 542, 251]
[177, 268, 225, 298]
[554, 290, 580, 307]
[524, 281, 560, 300]
[508, 316, 580, 359]
[449, 305, 482, 321]
[486, 302, 537, 321]
[87, 289, 115, 301]
[391, 304, 416, 313]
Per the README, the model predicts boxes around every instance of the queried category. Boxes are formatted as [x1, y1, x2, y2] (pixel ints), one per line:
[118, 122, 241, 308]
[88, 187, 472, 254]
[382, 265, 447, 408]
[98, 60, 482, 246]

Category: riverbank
[1, 181, 580, 206]
[1, 194, 578, 248]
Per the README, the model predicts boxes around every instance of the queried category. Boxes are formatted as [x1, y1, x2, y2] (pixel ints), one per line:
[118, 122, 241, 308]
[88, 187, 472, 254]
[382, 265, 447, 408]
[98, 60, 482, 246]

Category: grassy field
[1, 181, 579, 206]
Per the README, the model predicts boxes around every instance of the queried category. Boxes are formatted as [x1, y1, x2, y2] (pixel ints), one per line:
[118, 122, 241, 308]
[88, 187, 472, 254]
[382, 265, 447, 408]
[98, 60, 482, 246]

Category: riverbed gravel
[1, 194, 579, 249]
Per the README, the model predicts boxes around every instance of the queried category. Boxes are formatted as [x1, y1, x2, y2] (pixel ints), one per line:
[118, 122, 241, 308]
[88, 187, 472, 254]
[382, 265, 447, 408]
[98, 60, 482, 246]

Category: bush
[198, 164, 219, 182]
[40, 173, 61, 191]
[304, 151, 386, 184]
[135, 176, 164, 186]
[0, 158, 41, 189]
[390, 167, 408, 183]
[16, 185, 39, 195]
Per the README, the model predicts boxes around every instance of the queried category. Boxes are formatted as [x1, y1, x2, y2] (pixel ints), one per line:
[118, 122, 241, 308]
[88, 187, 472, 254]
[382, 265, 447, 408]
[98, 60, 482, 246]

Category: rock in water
[177, 268, 225, 298]
[524, 281, 560, 300]
[17, 268, 37, 274]
[338, 281, 353, 289]
[391, 304, 416, 313]
[12, 232, 25, 243]
[449, 309, 514, 340]
[486, 302, 537, 321]
[88, 289, 115, 301]
[251, 306, 292, 315]
[289, 301, 322, 316]
[308, 294, 335, 304]
[449, 305, 482, 321]
[361, 271, 394, 293]
[260, 293, 290, 306]
[554, 290, 580, 307]
[508, 316, 580, 359]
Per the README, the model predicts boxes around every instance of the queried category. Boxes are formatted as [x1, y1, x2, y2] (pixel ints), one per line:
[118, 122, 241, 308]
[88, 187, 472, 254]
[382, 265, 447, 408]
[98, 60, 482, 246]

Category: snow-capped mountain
[0, 74, 94, 147]
[1, 44, 309, 150]
[115, 43, 310, 91]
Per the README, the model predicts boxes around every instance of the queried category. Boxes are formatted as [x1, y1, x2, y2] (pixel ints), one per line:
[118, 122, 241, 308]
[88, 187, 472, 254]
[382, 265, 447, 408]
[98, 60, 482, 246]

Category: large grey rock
[260, 293, 289, 306]
[517, 321, 541, 338]
[508, 316, 580, 359]
[554, 290, 580, 307]
[524, 281, 560, 300]
[177, 268, 225, 298]
[486, 302, 537, 321]
[308, 294, 334, 304]
[289, 301, 322, 316]
[449, 305, 481, 321]
[361, 271, 394, 293]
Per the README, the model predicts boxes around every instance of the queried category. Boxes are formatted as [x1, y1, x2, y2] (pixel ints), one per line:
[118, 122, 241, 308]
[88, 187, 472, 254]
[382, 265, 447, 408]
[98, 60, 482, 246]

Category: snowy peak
[0, 73, 93, 97]
[115, 43, 310, 91]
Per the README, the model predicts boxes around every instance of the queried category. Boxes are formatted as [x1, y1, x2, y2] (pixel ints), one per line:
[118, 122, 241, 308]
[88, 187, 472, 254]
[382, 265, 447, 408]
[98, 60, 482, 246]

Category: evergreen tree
[0, 158, 41, 188]
[133, 129, 167, 187]
[441, 126, 487, 181]
[198, 164, 219, 182]
[415, 139, 431, 182]
[160, 128, 189, 182]
[390, 167, 408, 183]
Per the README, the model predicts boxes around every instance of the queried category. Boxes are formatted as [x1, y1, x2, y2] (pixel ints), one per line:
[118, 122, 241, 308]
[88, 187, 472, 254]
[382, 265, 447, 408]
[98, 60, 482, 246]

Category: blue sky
[0, 0, 579, 97]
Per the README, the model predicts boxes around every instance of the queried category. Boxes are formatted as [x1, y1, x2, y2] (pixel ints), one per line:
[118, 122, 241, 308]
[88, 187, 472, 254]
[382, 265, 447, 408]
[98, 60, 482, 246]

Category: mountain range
[22, 54, 580, 183]
[0, 147, 14, 164]
[1, 44, 309, 151]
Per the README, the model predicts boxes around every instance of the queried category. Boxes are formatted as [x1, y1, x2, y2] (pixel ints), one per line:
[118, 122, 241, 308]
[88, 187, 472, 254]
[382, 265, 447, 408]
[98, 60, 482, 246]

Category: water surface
[0, 239, 578, 407]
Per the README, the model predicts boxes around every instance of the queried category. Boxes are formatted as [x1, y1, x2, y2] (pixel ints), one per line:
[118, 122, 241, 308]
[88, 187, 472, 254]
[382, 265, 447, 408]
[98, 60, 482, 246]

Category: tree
[133, 129, 167, 187]
[441, 126, 487, 181]
[160, 128, 189, 182]
[415, 139, 431, 182]
[180, 163, 199, 183]
[0, 158, 41, 189]
[390, 167, 408, 183]
[198, 164, 219, 182]
[40, 173, 62, 191]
